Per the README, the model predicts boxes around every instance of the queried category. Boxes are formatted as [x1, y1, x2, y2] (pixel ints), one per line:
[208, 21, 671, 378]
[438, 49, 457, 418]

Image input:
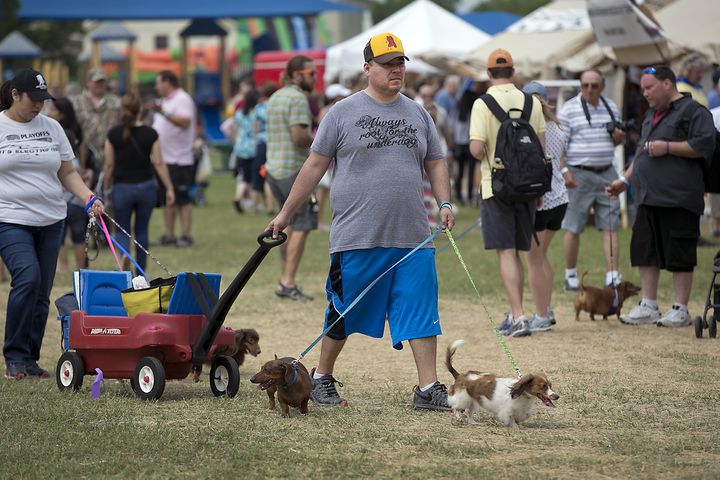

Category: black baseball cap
[11, 68, 54, 102]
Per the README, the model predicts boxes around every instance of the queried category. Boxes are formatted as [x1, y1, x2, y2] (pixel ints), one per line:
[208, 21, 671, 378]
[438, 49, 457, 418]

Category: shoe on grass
[505, 317, 531, 337]
[656, 305, 692, 328]
[5, 362, 27, 380]
[620, 302, 660, 325]
[275, 283, 313, 301]
[176, 235, 194, 248]
[157, 234, 176, 246]
[496, 314, 513, 335]
[25, 362, 49, 378]
[528, 315, 553, 332]
[564, 275, 580, 291]
[310, 368, 346, 405]
[412, 381, 451, 411]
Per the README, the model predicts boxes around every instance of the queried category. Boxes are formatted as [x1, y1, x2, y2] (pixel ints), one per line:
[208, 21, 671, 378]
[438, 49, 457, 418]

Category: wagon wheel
[56, 352, 84, 391]
[209, 355, 239, 398]
[132, 357, 166, 401]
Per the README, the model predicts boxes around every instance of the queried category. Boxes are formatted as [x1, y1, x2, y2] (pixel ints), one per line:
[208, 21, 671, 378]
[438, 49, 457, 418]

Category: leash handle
[444, 229, 523, 379]
[293, 228, 443, 364]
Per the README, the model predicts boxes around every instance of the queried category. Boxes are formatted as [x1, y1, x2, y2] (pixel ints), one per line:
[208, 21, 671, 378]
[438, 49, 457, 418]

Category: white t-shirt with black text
[0, 111, 74, 226]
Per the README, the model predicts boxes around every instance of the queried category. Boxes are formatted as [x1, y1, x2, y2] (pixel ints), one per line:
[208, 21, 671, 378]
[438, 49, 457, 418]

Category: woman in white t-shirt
[0, 69, 105, 380]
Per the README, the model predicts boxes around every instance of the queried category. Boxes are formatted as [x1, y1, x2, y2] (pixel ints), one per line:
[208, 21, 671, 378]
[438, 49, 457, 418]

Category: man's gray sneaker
[310, 368, 346, 405]
[496, 314, 513, 335]
[412, 381, 451, 411]
[620, 302, 661, 325]
[276, 283, 314, 301]
[508, 318, 532, 337]
[657, 305, 692, 328]
[548, 306, 556, 325]
[564, 275, 580, 291]
[528, 315, 553, 332]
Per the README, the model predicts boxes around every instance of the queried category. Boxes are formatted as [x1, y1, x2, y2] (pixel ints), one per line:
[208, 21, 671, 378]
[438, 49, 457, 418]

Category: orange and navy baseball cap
[363, 33, 409, 64]
[487, 49, 514, 69]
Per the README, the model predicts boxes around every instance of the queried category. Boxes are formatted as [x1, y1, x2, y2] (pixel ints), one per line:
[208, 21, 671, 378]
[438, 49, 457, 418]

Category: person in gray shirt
[267, 32, 455, 411]
[607, 65, 716, 328]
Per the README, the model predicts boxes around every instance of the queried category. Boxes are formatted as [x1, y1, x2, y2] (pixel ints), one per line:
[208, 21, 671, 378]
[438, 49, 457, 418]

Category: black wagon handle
[258, 230, 287, 249]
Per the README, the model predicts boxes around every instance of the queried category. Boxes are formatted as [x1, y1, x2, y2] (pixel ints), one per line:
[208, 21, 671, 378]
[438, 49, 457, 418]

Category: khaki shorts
[266, 173, 318, 232]
[562, 166, 620, 234]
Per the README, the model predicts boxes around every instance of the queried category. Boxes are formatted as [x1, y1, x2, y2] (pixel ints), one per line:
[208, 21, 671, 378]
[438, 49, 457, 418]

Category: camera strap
[580, 96, 617, 127]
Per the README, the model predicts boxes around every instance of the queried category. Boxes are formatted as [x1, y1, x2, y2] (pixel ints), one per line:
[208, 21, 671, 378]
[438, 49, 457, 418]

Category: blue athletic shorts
[324, 247, 440, 350]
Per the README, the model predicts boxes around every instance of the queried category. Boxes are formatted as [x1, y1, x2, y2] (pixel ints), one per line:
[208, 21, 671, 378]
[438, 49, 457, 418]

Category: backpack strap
[521, 92, 533, 122]
[480, 94, 509, 123]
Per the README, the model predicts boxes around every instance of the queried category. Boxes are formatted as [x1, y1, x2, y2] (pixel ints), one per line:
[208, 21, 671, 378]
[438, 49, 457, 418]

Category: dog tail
[446, 339, 464, 380]
[579, 271, 589, 291]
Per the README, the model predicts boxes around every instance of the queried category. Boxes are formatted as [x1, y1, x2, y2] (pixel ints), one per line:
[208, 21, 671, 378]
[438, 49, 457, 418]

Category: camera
[605, 119, 637, 134]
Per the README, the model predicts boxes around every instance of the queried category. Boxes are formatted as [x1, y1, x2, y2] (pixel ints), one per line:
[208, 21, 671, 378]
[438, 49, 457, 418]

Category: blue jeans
[111, 179, 157, 274]
[0, 221, 64, 364]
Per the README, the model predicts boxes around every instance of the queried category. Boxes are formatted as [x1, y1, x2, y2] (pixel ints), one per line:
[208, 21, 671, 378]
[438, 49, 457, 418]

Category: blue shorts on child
[324, 247, 440, 350]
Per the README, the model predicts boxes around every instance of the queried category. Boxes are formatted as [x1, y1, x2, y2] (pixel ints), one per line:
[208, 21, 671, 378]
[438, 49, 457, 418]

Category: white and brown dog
[446, 340, 559, 427]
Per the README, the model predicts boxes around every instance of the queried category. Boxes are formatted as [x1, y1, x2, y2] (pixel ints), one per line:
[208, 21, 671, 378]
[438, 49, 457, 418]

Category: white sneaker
[620, 302, 661, 325]
[657, 305, 692, 328]
[605, 272, 623, 288]
[564, 275, 580, 291]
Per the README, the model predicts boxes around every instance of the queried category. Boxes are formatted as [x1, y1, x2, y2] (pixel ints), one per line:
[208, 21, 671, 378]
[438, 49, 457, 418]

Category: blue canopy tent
[459, 11, 519, 36]
[0, 31, 43, 80]
[18, 0, 361, 20]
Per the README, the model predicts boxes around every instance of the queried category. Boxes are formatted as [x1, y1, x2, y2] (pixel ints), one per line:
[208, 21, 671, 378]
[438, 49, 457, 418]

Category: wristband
[161, 110, 169, 117]
[84, 195, 99, 215]
[560, 166, 569, 175]
[665, 141, 670, 155]
[619, 176, 630, 187]
[439, 201, 453, 211]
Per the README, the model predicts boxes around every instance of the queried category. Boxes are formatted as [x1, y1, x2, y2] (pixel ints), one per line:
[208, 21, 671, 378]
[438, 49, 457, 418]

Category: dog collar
[282, 366, 298, 391]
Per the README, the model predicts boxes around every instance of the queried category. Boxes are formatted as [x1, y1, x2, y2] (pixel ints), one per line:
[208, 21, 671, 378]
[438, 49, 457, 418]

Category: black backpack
[480, 93, 551, 203]
[676, 101, 720, 193]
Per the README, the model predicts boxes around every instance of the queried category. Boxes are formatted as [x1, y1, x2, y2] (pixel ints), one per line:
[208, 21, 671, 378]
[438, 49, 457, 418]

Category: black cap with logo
[11, 69, 54, 102]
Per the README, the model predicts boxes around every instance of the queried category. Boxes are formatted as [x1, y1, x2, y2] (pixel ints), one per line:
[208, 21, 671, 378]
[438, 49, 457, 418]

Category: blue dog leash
[292, 228, 443, 366]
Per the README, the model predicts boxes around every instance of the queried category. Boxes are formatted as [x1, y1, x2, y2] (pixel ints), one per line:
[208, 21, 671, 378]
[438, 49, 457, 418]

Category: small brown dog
[192, 328, 261, 382]
[574, 272, 641, 321]
[250, 356, 311, 417]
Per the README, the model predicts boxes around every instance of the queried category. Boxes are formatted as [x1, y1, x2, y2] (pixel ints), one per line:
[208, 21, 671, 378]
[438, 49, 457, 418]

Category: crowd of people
[1, 33, 717, 418]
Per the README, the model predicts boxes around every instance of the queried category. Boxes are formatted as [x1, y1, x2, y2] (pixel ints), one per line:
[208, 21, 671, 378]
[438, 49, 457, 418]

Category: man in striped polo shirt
[558, 69, 625, 290]
[266, 55, 318, 301]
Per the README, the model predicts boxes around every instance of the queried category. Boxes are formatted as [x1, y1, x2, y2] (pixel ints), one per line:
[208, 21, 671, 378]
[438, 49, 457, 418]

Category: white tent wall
[324, 0, 490, 83]
[461, 0, 594, 79]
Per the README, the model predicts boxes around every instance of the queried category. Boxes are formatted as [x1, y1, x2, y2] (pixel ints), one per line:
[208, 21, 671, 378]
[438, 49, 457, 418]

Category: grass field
[1, 170, 719, 479]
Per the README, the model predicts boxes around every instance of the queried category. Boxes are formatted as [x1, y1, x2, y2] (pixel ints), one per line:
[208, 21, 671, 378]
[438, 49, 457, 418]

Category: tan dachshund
[250, 356, 311, 417]
[574, 272, 641, 321]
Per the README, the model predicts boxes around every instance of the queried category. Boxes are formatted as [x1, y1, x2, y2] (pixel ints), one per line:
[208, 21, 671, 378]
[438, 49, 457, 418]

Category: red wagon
[56, 232, 285, 400]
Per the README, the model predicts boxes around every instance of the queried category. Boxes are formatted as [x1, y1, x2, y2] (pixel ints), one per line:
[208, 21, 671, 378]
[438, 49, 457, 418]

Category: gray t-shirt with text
[312, 92, 444, 254]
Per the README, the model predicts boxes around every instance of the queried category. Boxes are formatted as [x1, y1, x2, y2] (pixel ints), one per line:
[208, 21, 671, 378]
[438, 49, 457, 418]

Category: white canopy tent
[461, 0, 594, 79]
[324, 0, 491, 82]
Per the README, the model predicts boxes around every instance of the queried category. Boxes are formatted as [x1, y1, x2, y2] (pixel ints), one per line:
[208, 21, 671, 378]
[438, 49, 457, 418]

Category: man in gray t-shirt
[267, 32, 455, 412]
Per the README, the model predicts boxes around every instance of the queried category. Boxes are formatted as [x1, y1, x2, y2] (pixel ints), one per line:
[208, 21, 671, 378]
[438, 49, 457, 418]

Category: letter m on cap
[386, 35, 397, 49]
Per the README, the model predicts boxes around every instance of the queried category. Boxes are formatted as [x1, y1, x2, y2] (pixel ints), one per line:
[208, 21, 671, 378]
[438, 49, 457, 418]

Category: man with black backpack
[606, 65, 716, 328]
[469, 49, 549, 337]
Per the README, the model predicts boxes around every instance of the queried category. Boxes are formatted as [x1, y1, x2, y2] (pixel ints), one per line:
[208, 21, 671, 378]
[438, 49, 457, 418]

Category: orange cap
[487, 49, 514, 69]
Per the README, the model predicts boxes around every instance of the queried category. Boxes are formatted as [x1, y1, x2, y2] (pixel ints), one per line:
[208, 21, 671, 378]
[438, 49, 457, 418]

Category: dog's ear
[283, 363, 296, 385]
[510, 374, 534, 399]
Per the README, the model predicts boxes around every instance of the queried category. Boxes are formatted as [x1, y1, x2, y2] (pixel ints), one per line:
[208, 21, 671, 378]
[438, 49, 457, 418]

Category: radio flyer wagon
[56, 232, 285, 400]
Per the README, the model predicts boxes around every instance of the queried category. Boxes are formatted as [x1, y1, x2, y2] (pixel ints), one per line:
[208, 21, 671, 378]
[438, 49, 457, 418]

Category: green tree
[369, 0, 459, 23]
[472, 0, 551, 16]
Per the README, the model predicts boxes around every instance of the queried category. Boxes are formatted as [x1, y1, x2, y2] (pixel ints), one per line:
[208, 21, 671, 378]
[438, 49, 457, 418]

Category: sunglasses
[643, 67, 657, 74]
[295, 69, 317, 77]
[581, 83, 600, 89]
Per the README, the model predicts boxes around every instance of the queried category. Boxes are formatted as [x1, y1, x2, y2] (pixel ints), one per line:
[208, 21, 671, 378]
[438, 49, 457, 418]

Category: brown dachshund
[192, 328, 261, 382]
[574, 272, 641, 321]
[250, 356, 311, 417]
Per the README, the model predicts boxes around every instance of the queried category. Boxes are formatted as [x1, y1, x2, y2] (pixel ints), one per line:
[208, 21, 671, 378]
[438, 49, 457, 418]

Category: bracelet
[619, 176, 630, 187]
[84, 195, 99, 214]
[560, 166, 569, 174]
[161, 110, 169, 117]
[439, 201, 453, 211]
[665, 141, 670, 155]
